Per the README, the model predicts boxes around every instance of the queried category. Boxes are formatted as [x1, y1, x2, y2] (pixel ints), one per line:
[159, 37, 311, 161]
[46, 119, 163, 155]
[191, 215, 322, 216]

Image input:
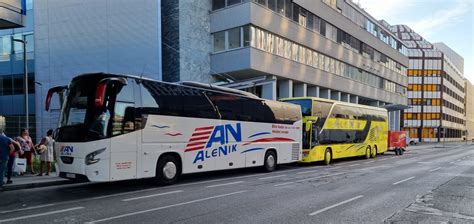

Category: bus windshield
[57, 75, 113, 142]
[283, 99, 312, 117]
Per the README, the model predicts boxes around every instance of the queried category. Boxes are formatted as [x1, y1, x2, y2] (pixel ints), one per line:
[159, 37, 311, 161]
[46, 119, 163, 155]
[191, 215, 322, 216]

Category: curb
[1, 179, 74, 192]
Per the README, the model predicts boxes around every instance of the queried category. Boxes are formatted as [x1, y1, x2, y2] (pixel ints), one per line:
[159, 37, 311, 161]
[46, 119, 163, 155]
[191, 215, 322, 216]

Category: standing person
[5, 138, 20, 184]
[16, 128, 36, 175]
[0, 129, 15, 189]
[38, 129, 54, 176]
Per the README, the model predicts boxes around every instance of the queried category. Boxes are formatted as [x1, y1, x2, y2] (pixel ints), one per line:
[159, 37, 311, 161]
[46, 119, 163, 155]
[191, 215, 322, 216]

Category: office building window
[212, 0, 226, 10]
[228, 28, 241, 49]
[213, 31, 226, 52]
[284, 0, 292, 18]
[268, 0, 277, 11]
[227, 0, 242, 6]
[213, 0, 242, 10]
[298, 9, 307, 27]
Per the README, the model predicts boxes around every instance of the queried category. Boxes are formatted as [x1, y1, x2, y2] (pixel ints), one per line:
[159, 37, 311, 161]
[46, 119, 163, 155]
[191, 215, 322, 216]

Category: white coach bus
[45, 73, 302, 185]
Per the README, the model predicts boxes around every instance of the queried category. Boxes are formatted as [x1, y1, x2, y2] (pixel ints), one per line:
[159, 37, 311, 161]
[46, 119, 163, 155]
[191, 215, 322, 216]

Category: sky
[357, 0, 474, 83]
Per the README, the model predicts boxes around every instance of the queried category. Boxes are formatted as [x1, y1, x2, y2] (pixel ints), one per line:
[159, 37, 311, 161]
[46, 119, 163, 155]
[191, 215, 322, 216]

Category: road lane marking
[121, 190, 183, 202]
[429, 167, 442, 172]
[0, 204, 56, 214]
[87, 191, 247, 224]
[259, 175, 286, 180]
[274, 182, 294, 187]
[417, 162, 432, 164]
[379, 158, 387, 161]
[0, 207, 84, 223]
[392, 176, 415, 185]
[348, 163, 360, 167]
[364, 161, 375, 164]
[206, 181, 244, 188]
[309, 195, 364, 216]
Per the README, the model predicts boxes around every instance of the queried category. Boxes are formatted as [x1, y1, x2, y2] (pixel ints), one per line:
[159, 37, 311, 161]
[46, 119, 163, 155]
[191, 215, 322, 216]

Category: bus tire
[263, 150, 277, 172]
[155, 154, 181, 185]
[365, 146, 371, 159]
[399, 148, 404, 155]
[324, 148, 332, 165]
[371, 145, 377, 158]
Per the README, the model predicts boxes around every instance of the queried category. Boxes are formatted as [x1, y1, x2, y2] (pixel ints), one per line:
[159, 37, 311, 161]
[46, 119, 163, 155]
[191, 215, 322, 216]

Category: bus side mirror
[305, 121, 312, 132]
[45, 86, 68, 111]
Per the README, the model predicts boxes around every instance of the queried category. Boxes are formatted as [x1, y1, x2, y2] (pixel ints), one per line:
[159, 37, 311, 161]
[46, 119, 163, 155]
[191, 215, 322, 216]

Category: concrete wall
[178, 0, 213, 83]
[466, 79, 474, 140]
[34, 0, 162, 135]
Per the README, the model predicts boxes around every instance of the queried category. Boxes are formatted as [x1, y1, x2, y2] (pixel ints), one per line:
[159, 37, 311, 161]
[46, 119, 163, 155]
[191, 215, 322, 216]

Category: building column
[350, 95, 359, 104]
[307, 86, 319, 97]
[261, 80, 277, 100]
[341, 93, 350, 102]
[320, 88, 330, 99]
[278, 80, 293, 99]
[293, 83, 307, 97]
[331, 91, 341, 101]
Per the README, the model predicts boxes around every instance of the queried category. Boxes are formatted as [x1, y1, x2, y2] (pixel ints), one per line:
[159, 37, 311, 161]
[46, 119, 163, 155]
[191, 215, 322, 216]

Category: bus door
[106, 78, 139, 181]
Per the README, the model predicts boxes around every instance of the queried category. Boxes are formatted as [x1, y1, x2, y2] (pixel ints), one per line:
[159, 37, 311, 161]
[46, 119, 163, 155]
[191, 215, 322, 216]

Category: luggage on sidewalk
[14, 158, 27, 173]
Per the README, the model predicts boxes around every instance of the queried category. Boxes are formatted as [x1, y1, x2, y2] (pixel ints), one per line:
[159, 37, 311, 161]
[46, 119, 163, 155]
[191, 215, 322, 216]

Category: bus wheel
[263, 150, 277, 172]
[324, 149, 332, 165]
[395, 148, 400, 155]
[365, 146, 371, 159]
[371, 145, 377, 158]
[156, 155, 180, 185]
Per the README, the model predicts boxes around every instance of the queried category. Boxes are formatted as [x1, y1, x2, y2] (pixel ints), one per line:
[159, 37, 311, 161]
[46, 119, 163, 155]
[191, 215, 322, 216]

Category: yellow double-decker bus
[282, 97, 388, 165]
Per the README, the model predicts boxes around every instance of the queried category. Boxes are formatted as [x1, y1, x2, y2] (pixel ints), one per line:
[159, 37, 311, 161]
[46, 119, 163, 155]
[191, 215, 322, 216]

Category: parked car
[406, 136, 418, 145]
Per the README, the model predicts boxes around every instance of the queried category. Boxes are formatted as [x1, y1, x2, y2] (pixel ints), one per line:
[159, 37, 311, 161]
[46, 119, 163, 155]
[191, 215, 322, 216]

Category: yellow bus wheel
[371, 145, 377, 158]
[365, 146, 371, 159]
[324, 149, 332, 165]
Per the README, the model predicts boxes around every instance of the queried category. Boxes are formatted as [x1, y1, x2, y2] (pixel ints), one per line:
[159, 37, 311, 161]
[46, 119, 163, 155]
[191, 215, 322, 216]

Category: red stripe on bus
[186, 141, 207, 147]
[185, 146, 205, 152]
[189, 136, 209, 142]
[243, 137, 295, 146]
[195, 126, 214, 131]
[192, 131, 212, 137]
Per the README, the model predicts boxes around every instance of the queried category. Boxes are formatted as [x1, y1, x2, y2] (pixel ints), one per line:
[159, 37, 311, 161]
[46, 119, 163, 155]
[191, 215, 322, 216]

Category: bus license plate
[66, 173, 76, 179]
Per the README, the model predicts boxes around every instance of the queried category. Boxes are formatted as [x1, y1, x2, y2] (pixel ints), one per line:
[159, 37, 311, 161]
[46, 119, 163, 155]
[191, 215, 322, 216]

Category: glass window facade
[212, 25, 406, 95]
[245, 0, 407, 75]
[0, 74, 35, 96]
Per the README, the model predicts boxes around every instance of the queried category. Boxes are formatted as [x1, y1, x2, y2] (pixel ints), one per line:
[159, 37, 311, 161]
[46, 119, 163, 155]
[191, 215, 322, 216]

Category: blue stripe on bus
[241, 148, 264, 154]
[248, 132, 271, 139]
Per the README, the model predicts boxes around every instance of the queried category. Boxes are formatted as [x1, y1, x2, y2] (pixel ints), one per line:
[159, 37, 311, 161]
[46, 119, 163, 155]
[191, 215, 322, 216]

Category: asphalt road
[0, 143, 473, 224]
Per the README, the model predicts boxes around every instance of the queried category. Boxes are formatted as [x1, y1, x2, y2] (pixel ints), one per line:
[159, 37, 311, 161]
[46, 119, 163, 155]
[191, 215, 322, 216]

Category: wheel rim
[163, 162, 177, 180]
[325, 151, 331, 164]
[366, 148, 370, 158]
[267, 154, 275, 168]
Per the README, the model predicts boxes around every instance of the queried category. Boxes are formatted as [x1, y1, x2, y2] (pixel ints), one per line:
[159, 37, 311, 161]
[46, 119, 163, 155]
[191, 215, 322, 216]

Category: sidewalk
[386, 166, 474, 223]
[2, 173, 73, 191]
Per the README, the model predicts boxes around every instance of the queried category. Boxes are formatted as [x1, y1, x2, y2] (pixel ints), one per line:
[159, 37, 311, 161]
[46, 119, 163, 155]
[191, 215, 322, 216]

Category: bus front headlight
[85, 148, 106, 165]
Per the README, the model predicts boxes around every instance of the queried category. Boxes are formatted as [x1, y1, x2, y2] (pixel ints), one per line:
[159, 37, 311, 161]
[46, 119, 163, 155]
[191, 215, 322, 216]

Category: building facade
[0, 0, 27, 29]
[208, 0, 408, 130]
[0, 0, 34, 138]
[465, 79, 474, 141]
[391, 25, 466, 142]
[32, 0, 409, 136]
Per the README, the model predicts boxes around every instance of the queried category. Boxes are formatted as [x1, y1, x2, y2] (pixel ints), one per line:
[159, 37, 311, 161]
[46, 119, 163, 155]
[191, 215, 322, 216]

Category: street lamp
[12, 38, 28, 130]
